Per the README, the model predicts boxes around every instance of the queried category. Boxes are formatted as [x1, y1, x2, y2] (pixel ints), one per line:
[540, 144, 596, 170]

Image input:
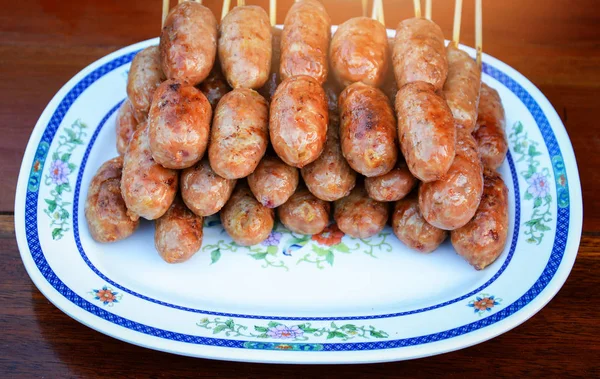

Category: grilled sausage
[270, 75, 328, 168]
[393, 18, 448, 91]
[121, 122, 178, 221]
[339, 82, 397, 177]
[280, 0, 331, 84]
[247, 155, 299, 208]
[209, 88, 269, 179]
[392, 192, 447, 253]
[221, 183, 275, 246]
[419, 129, 484, 230]
[395, 81, 456, 182]
[181, 159, 236, 217]
[330, 17, 389, 88]
[148, 80, 211, 169]
[365, 161, 417, 202]
[334, 185, 388, 238]
[474, 83, 508, 170]
[451, 170, 509, 270]
[85, 156, 139, 243]
[197, 60, 232, 110]
[115, 99, 138, 156]
[443, 45, 481, 132]
[278, 187, 330, 235]
[155, 197, 203, 263]
[219, 6, 272, 89]
[160, 1, 217, 85]
[127, 46, 165, 122]
[301, 113, 357, 201]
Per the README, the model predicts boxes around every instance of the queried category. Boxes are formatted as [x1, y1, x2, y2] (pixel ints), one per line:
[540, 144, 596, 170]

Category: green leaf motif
[297, 324, 319, 333]
[266, 245, 278, 255]
[45, 199, 57, 212]
[534, 197, 542, 208]
[65, 128, 77, 141]
[225, 319, 235, 330]
[60, 153, 71, 162]
[311, 245, 330, 256]
[524, 191, 533, 200]
[333, 242, 350, 253]
[514, 121, 523, 134]
[326, 331, 347, 339]
[325, 251, 334, 266]
[254, 326, 269, 333]
[369, 330, 387, 338]
[250, 252, 267, 260]
[267, 321, 280, 328]
[342, 324, 357, 331]
[213, 325, 227, 334]
[210, 249, 221, 265]
[528, 145, 541, 157]
[51, 228, 62, 239]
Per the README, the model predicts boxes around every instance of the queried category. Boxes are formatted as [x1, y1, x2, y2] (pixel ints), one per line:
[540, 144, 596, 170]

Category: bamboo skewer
[270, 0, 277, 26]
[162, 0, 170, 27]
[425, 0, 432, 20]
[221, 0, 231, 19]
[371, 0, 385, 25]
[237, 0, 245, 6]
[475, 0, 482, 66]
[452, 0, 462, 47]
[362, 0, 369, 17]
[413, 0, 421, 18]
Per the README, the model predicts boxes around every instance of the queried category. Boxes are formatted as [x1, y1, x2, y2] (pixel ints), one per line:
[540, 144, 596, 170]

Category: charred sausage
[278, 187, 330, 235]
[365, 161, 417, 202]
[443, 45, 481, 132]
[181, 159, 236, 217]
[155, 197, 203, 263]
[247, 155, 299, 208]
[127, 46, 165, 122]
[334, 185, 388, 238]
[474, 83, 508, 170]
[115, 99, 138, 156]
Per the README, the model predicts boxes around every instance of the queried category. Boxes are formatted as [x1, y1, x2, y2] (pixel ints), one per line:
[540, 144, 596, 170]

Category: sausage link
[419, 129, 484, 230]
[393, 18, 448, 91]
[365, 161, 417, 202]
[334, 185, 388, 238]
[209, 88, 269, 179]
[247, 155, 299, 208]
[280, 0, 331, 84]
[219, 6, 272, 89]
[155, 197, 203, 263]
[121, 122, 178, 220]
[270, 75, 328, 168]
[395, 81, 456, 182]
[85, 156, 139, 243]
[278, 187, 330, 235]
[221, 183, 275, 246]
[181, 159, 236, 217]
[474, 83, 508, 170]
[127, 46, 165, 122]
[115, 99, 138, 156]
[148, 80, 211, 169]
[443, 45, 482, 132]
[160, 1, 217, 85]
[451, 170, 509, 270]
[392, 192, 447, 253]
[330, 17, 389, 88]
[197, 60, 232, 110]
[301, 113, 357, 201]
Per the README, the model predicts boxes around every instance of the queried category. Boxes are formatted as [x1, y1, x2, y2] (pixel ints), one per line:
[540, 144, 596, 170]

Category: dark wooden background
[1, 0, 598, 376]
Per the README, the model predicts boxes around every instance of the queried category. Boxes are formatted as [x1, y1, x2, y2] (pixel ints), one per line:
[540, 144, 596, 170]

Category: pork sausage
[278, 187, 330, 235]
[115, 99, 138, 156]
[155, 197, 203, 263]
[85, 156, 138, 242]
[247, 155, 299, 208]
[148, 80, 211, 169]
[209, 88, 269, 179]
[127, 46, 165, 122]
[474, 83, 508, 170]
[181, 159, 236, 217]
[451, 170, 509, 270]
[270, 75, 328, 168]
[339, 82, 397, 177]
[160, 1, 217, 85]
[365, 161, 417, 202]
[443, 45, 481, 132]
[334, 185, 388, 238]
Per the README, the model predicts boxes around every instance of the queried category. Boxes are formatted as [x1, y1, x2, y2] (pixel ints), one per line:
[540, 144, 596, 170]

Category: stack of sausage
[85, 0, 508, 270]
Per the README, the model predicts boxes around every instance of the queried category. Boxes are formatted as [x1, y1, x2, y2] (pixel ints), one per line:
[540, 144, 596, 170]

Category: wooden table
[1, 0, 598, 376]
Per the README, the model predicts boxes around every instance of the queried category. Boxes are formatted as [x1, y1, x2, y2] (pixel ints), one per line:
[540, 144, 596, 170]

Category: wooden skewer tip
[162, 0, 170, 27]
[452, 0, 463, 46]
[413, 0, 421, 18]
[476, 0, 483, 66]
[221, 0, 232, 19]
[425, 0, 432, 20]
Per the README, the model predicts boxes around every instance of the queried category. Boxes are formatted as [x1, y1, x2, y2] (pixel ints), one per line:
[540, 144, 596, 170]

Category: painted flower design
[49, 159, 70, 185]
[469, 295, 500, 314]
[312, 224, 344, 246]
[262, 231, 282, 246]
[267, 325, 304, 339]
[92, 286, 120, 305]
[526, 172, 549, 198]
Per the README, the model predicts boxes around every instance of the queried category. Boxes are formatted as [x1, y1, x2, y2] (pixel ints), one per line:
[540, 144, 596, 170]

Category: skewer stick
[452, 0, 463, 47]
[376, 0, 385, 25]
[413, 0, 421, 18]
[270, 0, 277, 26]
[475, 0, 483, 66]
[237, 0, 245, 6]
[425, 0, 432, 20]
[221, 0, 231, 19]
[162, 0, 169, 27]
[362, 0, 369, 17]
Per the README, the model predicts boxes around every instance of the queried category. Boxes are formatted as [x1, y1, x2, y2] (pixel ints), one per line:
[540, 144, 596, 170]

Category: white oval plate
[15, 29, 582, 364]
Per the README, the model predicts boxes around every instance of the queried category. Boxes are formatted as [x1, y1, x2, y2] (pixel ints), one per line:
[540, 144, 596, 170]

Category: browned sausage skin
[393, 18, 448, 91]
[301, 113, 357, 201]
[419, 129, 484, 230]
[160, 1, 217, 86]
[219, 6, 272, 89]
[443, 45, 482, 132]
[127, 46, 165, 122]
[148, 80, 212, 169]
[365, 161, 417, 202]
[330, 17, 389, 88]
[392, 192, 447, 253]
[247, 155, 299, 208]
[155, 197, 203, 264]
[221, 183, 275, 246]
[474, 83, 508, 170]
[181, 159, 236, 217]
[209, 88, 269, 179]
[121, 122, 178, 221]
[115, 99, 138, 156]
[339, 82, 397, 177]
[334, 185, 388, 239]
[197, 60, 232, 110]
[270, 75, 328, 168]
[280, 0, 331, 84]
[85, 156, 139, 243]
[451, 170, 509, 270]
[278, 187, 330, 235]
[395, 81, 456, 182]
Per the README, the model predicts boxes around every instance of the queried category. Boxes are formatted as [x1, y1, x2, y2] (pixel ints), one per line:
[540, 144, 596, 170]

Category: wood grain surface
[1, 0, 599, 376]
